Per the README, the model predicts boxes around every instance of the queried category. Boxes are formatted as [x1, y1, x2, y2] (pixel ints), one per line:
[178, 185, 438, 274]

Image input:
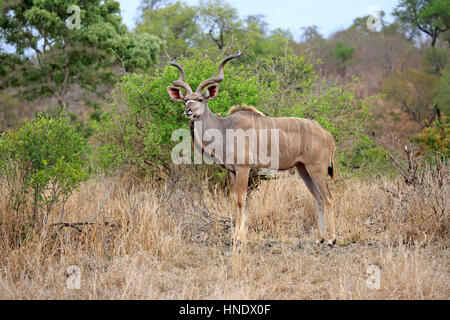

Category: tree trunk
[431, 35, 437, 47]
[1, 103, 5, 130]
[33, 189, 39, 229]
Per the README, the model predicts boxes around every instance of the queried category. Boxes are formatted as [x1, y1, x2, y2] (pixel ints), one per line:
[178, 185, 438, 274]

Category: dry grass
[0, 169, 448, 300]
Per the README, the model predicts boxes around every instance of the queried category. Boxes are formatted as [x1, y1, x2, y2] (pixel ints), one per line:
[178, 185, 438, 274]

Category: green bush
[94, 49, 262, 173]
[330, 42, 355, 76]
[94, 48, 374, 175]
[338, 135, 390, 176]
[423, 47, 448, 75]
[0, 116, 91, 240]
[435, 65, 450, 116]
[413, 115, 449, 157]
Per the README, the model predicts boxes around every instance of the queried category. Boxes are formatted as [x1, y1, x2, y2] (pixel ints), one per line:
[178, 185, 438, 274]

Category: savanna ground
[1, 165, 448, 300]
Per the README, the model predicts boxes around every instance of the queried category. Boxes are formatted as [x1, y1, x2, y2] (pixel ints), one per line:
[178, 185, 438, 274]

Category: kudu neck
[193, 103, 223, 129]
[190, 104, 225, 164]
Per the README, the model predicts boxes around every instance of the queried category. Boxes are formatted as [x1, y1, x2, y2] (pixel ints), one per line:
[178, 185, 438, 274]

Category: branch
[50, 221, 120, 233]
[110, 48, 128, 75]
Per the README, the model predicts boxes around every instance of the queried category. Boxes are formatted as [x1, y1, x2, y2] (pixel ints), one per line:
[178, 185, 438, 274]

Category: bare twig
[50, 174, 119, 237]
[110, 48, 128, 75]
[155, 166, 188, 215]
[50, 221, 120, 234]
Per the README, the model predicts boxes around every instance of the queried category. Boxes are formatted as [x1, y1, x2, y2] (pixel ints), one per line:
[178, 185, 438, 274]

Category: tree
[300, 25, 330, 72]
[236, 14, 269, 57]
[136, 1, 199, 59]
[383, 68, 439, 126]
[0, 0, 162, 108]
[139, 0, 171, 11]
[245, 14, 268, 36]
[330, 42, 355, 77]
[393, 0, 450, 47]
[383, 18, 422, 42]
[301, 25, 324, 43]
[442, 29, 450, 46]
[199, 0, 242, 50]
[423, 46, 448, 75]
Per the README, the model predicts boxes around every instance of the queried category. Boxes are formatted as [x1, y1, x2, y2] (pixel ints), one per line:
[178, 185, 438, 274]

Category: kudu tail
[328, 148, 335, 180]
[328, 162, 334, 180]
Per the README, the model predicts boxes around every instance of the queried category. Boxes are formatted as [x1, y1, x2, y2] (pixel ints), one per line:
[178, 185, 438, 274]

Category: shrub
[423, 47, 448, 75]
[0, 92, 21, 130]
[0, 116, 91, 243]
[383, 68, 439, 126]
[330, 41, 355, 76]
[413, 115, 449, 157]
[339, 135, 390, 176]
[94, 48, 375, 175]
[94, 49, 262, 173]
[376, 152, 449, 246]
[435, 65, 450, 116]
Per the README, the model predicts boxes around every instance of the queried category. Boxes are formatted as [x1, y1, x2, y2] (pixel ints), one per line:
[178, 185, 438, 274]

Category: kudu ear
[167, 86, 185, 102]
[205, 84, 219, 101]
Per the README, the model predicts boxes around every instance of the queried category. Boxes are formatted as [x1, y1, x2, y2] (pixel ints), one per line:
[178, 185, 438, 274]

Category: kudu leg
[306, 164, 336, 247]
[296, 163, 325, 244]
[233, 166, 250, 242]
[229, 171, 237, 226]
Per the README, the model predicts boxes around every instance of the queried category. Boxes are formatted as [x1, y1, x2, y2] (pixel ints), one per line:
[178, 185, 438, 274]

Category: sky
[118, 0, 401, 38]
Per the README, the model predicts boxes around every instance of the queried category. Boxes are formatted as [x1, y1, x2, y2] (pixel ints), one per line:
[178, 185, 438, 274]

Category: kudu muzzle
[184, 104, 194, 118]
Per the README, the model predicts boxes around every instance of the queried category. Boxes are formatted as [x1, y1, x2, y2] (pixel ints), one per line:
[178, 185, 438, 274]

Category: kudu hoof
[327, 239, 337, 248]
[316, 239, 325, 246]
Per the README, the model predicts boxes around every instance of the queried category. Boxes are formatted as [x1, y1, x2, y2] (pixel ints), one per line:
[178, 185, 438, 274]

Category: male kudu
[167, 51, 337, 247]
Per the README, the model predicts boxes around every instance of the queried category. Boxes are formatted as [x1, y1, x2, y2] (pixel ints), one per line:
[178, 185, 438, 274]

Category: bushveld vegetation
[0, 0, 448, 299]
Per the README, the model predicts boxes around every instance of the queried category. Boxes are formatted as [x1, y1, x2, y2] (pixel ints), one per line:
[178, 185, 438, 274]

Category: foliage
[383, 68, 439, 126]
[413, 115, 449, 156]
[0, 91, 21, 130]
[338, 135, 390, 176]
[330, 42, 355, 76]
[0, 0, 162, 107]
[135, 0, 295, 63]
[435, 65, 450, 116]
[300, 25, 322, 43]
[0, 116, 90, 236]
[253, 55, 373, 150]
[198, 0, 242, 50]
[442, 29, 450, 45]
[423, 46, 448, 75]
[1, 0, 443, 181]
[393, 0, 450, 46]
[94, 48, 375, 174]
[135, 1, 199, 58]
[94, 49, 261, 173]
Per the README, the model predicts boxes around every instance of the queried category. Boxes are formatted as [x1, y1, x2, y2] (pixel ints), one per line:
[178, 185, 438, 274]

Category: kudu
[167, 51, 337, 247]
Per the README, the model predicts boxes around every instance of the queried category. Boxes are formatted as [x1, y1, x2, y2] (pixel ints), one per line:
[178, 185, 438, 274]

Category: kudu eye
[199, 98, 203, 103]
